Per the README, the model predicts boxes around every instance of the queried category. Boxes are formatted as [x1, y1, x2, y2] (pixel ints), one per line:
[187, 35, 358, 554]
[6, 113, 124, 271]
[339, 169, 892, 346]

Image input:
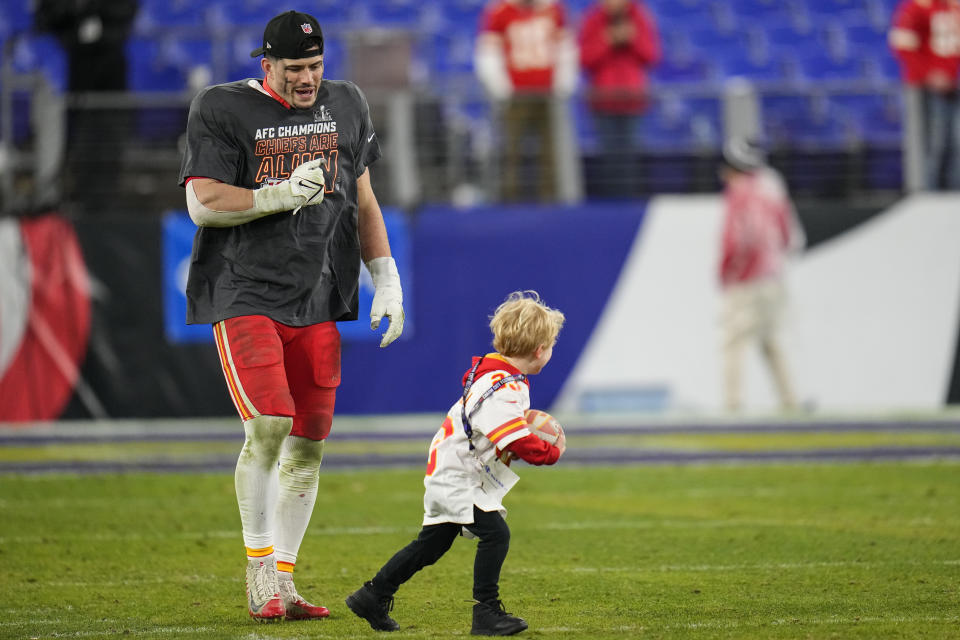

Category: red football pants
[212, 315, 340, 440]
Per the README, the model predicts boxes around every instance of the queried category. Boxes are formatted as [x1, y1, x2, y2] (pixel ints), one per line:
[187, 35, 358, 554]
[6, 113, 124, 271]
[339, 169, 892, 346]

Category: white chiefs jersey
[422, 358, 532, 526]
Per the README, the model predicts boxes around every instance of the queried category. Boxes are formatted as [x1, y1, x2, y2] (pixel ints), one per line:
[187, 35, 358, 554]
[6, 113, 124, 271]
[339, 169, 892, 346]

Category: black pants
[370, 505, 510, 603]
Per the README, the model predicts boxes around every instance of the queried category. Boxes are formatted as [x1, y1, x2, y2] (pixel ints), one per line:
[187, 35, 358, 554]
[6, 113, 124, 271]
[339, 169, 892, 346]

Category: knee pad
[240, 415, 293, 467]
[279, 436, 325, 492]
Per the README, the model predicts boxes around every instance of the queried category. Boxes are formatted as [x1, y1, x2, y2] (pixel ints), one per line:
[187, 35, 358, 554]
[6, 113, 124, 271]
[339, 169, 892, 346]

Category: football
[524, 409, 565, 447]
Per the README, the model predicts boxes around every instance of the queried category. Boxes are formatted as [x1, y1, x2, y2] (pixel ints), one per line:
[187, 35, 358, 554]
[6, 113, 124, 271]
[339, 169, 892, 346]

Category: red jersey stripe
[488, 418, 528, 444]
[214, 322, 258, 421]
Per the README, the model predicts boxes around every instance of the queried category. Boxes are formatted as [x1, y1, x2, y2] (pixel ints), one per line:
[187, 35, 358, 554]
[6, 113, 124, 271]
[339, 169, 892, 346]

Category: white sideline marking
[669, 615, 960, 631]
[509, 559, 960, 574]
[8, 617, 959, 637]
[2, 512, 956, 546]
[540, 515, 955, 530]
[16, 629, 404, 640]
[0, 524, 418, 545]
[22, 559, 959, 589]
[13, 626, 214, 638]
[42, 574, 223, 588]
[0, 619, 63, 626]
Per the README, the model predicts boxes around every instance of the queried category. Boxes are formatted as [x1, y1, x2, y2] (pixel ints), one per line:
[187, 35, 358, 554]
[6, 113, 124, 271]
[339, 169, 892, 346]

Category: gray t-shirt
[178, 77, 381, 326]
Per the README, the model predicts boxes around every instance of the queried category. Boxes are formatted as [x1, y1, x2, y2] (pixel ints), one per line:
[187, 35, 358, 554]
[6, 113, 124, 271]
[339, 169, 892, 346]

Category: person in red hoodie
[346, 291, 566, 636]
[889, 0, 960, 190]
[579, 0, 660, 198]
[718, 138, 803, 413]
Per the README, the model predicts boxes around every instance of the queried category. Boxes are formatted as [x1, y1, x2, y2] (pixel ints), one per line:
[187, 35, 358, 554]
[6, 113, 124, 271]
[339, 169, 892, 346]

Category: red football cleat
[280, 577, 330, 620]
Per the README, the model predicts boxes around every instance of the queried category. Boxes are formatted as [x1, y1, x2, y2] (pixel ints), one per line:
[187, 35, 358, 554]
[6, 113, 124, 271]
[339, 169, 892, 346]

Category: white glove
[366, 256, 404, 347]
[253, 157, 327, 215]
[474, 39, 513, 101]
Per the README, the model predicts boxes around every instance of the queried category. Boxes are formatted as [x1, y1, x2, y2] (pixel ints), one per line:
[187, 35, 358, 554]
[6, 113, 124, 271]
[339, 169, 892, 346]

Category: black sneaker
[471, 599, 528, 636]
[345, 582, 400, 632]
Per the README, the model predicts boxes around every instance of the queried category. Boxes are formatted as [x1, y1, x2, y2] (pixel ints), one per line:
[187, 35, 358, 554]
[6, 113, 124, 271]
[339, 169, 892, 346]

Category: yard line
[509, 558, 960, 574]
[41, 575, 222, 588]
[0, 619, 63, 627]
[13, 618, 959, 638]
[3, 511, 957, 546]
[763, 615, 960, 628]
[587, 615, 960, 633]
[21, 559, 959, 588]
[15, 628, 422, 640]
[0, 524, 418, 545]
[538, 517, 824, 530]
[24, 626, 216, 638]
[540, 515, 958, 530]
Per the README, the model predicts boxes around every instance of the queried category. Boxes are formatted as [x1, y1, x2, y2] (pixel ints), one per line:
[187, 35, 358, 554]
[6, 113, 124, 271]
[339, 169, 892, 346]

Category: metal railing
[1, 28, 912, 216]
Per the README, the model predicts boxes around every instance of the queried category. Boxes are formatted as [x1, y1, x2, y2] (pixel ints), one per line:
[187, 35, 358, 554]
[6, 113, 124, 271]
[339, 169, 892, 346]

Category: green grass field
[2, 460, 959, 639]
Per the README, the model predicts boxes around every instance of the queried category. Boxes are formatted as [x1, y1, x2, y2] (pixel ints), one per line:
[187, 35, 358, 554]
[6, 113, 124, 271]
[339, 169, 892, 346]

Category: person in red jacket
[579, 0, 660, 198]
[889, 0, 960, 190]
[718, 139, 803, 413]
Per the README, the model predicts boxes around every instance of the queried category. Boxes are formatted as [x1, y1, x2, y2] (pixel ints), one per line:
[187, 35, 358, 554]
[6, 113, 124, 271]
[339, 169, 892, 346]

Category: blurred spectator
[35, 0, 138, 92]
[718, 138, 803, 413]
[35, 0, 139, 213]
[579, 0, 660, 198]
[889, 0, 960, 190]
[475, 0, 577, 203]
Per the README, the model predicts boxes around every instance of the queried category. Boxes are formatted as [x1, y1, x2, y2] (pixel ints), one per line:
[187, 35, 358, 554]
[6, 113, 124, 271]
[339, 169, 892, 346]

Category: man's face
[263, 52, 324, 108]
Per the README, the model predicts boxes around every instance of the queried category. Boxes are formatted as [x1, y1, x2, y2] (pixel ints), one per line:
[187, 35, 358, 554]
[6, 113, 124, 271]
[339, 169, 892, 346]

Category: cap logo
[301, 23, 313, 34]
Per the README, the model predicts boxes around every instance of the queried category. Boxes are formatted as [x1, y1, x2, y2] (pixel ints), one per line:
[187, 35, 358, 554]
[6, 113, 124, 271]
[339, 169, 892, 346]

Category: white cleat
[246, 556, 285, 622]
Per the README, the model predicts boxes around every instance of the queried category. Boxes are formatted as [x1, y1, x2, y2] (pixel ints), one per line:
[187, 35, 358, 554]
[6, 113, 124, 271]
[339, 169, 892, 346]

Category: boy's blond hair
[489, 291, 565, 358]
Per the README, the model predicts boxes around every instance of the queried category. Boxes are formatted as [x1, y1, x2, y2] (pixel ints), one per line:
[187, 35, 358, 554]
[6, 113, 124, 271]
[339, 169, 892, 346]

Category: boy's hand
[498, 449, 518, 466]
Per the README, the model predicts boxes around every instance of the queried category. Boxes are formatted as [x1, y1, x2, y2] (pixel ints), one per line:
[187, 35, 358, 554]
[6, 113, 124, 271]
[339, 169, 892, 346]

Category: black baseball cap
[250, 11, 324, 59]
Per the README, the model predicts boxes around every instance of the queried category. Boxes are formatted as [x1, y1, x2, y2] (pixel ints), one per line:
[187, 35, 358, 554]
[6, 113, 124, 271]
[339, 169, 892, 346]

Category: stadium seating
[717, 52, 791, 84]
[829, 92, 901, 146]
[649, 0, 718, 34]
[761, 23, 828, 60]
[423, 32, 476, 78]
[0, 0, 907, 192]
[868, 53, 901, 83]
[10, 33, 67, 92]
[4, 2, 902, 94]
[206, 1, 276, 28]
[844, 23, 889, 50]
[806, 0, 875, 19]
[726, 0, 799, 22]
[366, 0, 426, 29]
[126, 36, 202, 92]
[686, 25, 759, 60]
[442, 0, 488, 27]
[798, 53, 868, 83]
[135, 0, 210, 31]
[768, 93, 858, 149]
[640, 94, 702, 151]
[650, 54, 716, 86]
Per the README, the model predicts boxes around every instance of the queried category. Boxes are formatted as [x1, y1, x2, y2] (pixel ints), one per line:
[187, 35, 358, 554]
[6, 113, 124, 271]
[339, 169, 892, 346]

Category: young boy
[346, 290, 567, 636]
